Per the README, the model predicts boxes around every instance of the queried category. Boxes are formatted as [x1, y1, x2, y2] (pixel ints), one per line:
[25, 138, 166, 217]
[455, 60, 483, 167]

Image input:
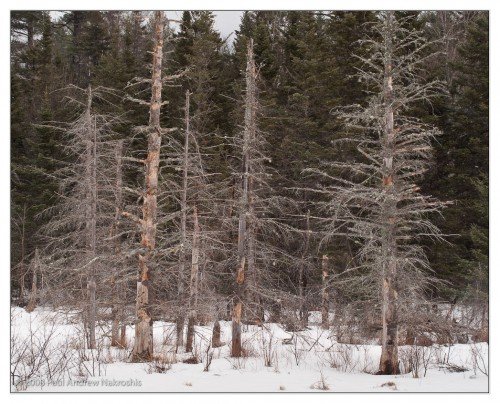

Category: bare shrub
[432, 345, 468, 373]
[10, 315, 74, 391]
[470, 344, 488, 376]
[241, 338, 259, 358]
[310, 371, 330, 391]
[226, 356, 247, 370]
[258, 329, 277, 367]
[145, 352, 176, 374]
[203, 343, 214, 372]
[161, 325, 176, 346]
[74, 336, 108, 378]
[433, 344, 453, 365]
[399, 345, 433, 378]
[285, 335, 306, 366]
[324, 344, 359, 373]
[359, 346, 377, 374]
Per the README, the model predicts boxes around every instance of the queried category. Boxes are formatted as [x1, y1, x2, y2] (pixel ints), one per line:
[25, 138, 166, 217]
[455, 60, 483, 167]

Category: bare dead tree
[12, 204, 28, 305]
[298, 210, 312, 328]
[175, 91, 191, 349]
[225, 37, 305, 354]
[129, 10, 165, 362]
[321, 254, 330, 330]
[25, 248, 41, 313]
[185, 205, 200, 352]
[110, 139, 126, 347]
[229, 38, 294, 355]
[150, 86, 211, 352]
[39, 83, 125, 349]
[231, 39, 258, 357]
[305, 11, 447, 374]
[122, 11, 190, 359]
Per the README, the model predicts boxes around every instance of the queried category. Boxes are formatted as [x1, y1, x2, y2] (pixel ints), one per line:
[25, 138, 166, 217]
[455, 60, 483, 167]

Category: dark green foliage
[10, 11, 489, 306]
[423, 13, 489, 299]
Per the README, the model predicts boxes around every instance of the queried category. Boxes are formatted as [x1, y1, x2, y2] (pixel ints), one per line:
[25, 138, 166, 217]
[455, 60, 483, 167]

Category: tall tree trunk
[84, 85, 97, 350]
[111, 140, 124, 347]
[19, 204, 27, 305]
[378, 11, 399, 375]
[176, 90, 191, 350]
[186, 206, 200, 353]
[212, 320, 222, 348]
[26, 248, 39, 313]
[232, 39, 257, 357]
[132, 11, 164, 362]
[321, 254, 329, 330]
[299, 210, 311, 328]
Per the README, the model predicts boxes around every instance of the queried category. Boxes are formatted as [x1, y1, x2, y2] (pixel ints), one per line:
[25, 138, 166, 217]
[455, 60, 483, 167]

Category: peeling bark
[132, 11, 164, 362]
[232, 39, 257, 357]
[378, 11, 399, 375]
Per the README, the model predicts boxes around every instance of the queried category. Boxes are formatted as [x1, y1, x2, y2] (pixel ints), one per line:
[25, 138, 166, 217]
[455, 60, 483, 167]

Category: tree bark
[321, 254, 329, 330]
[212, 320, 222, 348]
[299, 210, 311, 328]
[232, 39, 257, 357]
[19, 205, 27, 305]
[132, 11, 164, 362]
[378, 11, 400, 375]
[84, 85, 97, 350]
[111, 140, 124, 347]
[186, 206, 200, 353]
[176, 90, 191, 350]
[26, 248, 39, 313]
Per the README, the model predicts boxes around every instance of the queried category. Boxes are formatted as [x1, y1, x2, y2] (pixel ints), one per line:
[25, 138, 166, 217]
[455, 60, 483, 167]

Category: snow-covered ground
[10, 307, 488, 392]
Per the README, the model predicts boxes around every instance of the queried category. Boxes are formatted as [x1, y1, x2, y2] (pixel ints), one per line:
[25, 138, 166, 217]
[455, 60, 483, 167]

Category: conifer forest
[10, 10, 489, 392]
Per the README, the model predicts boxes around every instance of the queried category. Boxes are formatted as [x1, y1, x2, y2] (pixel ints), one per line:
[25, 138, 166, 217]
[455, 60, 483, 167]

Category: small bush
[146, 353, 175, 374]
[310, 371, 330, 391]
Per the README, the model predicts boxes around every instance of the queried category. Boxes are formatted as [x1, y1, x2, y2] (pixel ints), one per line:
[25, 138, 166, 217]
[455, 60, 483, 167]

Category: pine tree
[423, 13, 489, 298]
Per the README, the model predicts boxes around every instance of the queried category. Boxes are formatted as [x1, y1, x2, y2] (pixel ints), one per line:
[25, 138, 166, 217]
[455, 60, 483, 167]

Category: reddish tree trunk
[132, 11, 164, 362]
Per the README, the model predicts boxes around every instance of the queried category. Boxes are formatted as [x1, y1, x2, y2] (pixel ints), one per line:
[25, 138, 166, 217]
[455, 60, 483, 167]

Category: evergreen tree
[424, 13, 489, 298]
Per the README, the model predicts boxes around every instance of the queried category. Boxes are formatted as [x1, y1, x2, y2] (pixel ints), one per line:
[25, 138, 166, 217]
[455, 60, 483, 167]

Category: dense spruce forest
[11, 10, 488, 383]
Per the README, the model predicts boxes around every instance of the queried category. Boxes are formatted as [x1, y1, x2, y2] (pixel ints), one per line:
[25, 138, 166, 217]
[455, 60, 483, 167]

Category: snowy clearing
[10, 307, 488, 392]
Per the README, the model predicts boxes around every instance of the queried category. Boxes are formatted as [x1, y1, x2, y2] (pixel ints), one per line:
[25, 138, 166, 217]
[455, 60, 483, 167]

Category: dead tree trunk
[111, 140, 124, 347]
[19, 205, 27, 305]
[299, 210, 311, 328]
[232, 39, 257, 357]
[186, 205, 200, 353]
[321, 254, 329, 330]
[379, 12, 399, 374]
[378, 11, 399, 375]
[84, 85, 97, 350]
[25, 248, 40, 313]
[176, 90, 191, 350]
[132, 11, 164, 362]
[212, 320, 222, 348]
[247, 175, 261, 324]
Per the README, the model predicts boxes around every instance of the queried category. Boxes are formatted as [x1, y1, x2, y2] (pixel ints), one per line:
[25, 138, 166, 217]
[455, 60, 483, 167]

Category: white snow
[10, 306, 488, 392]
